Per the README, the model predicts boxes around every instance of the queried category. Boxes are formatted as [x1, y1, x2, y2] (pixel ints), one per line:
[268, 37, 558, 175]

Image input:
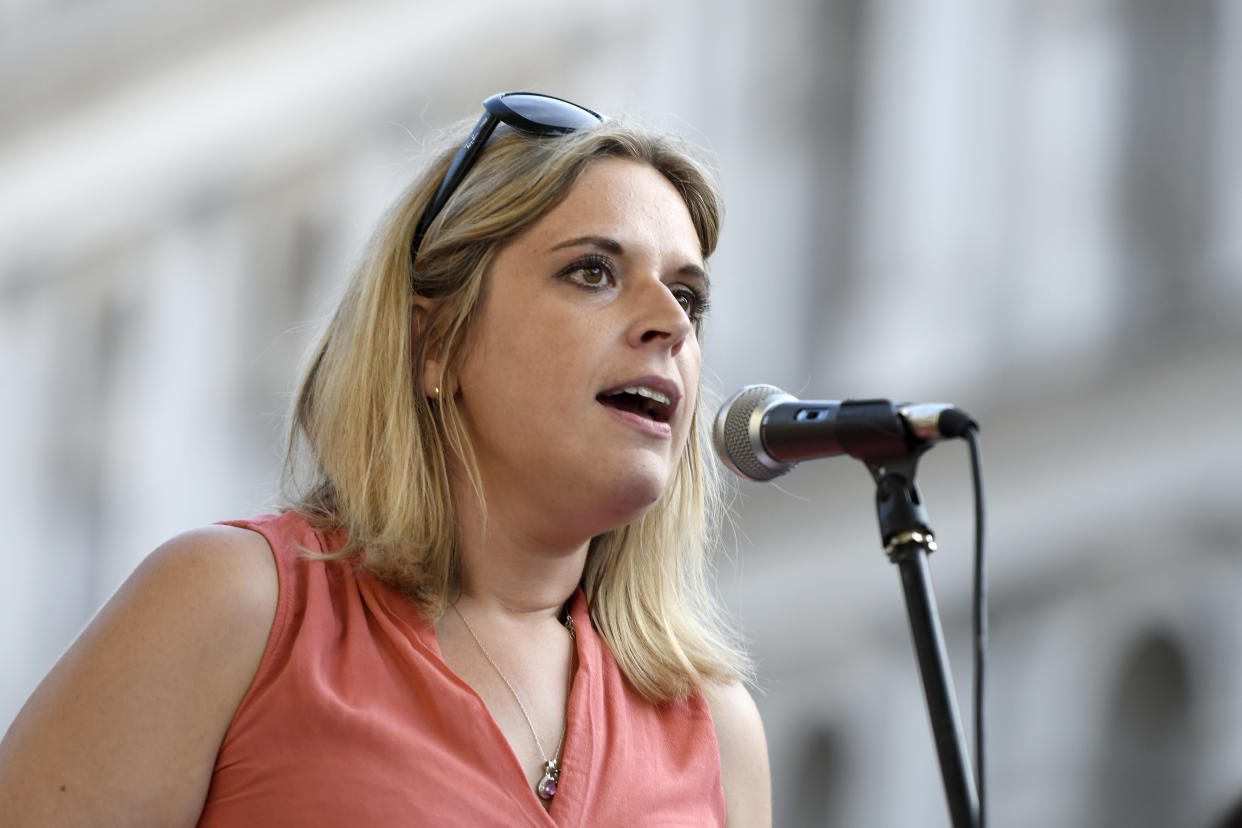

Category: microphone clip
[872, 456, 936, 560]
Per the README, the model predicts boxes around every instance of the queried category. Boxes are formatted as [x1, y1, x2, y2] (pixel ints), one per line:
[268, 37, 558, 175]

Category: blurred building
[2, 1, 1240, 826]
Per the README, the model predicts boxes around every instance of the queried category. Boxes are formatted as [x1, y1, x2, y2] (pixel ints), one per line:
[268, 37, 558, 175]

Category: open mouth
[596, 385, 674, 423]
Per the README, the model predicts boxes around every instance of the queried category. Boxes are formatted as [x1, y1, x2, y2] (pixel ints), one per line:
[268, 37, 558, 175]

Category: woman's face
[452, 157, 708, 546]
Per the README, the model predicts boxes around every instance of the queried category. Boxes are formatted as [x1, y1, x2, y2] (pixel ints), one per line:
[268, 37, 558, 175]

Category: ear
[411, 295, 456, 400]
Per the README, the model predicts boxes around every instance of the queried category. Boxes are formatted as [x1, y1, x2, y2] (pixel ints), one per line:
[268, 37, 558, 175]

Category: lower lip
[599, 402, 674, 438]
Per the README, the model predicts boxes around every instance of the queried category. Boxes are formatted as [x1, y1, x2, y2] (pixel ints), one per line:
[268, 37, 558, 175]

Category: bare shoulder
[139, 524, 278, 610]
[702, 680, 772, 828]
[106, 524, 279, 664]
[0, 524, 278, 827]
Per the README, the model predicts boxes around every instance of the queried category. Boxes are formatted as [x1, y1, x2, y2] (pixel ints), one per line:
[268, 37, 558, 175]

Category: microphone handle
[763, 398, 914, 464]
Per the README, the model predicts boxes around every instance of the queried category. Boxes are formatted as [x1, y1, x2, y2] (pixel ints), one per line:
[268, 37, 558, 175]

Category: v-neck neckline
[361, 574, 592, 826]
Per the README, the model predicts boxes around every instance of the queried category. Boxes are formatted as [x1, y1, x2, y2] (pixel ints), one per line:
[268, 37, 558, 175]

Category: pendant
[536, 759, 560, 800]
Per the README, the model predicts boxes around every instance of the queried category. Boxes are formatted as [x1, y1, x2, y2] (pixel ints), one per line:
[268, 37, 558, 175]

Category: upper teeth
[619, 386, 671, 406]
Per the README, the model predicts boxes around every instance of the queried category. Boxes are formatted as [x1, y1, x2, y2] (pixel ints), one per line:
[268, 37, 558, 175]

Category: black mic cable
[965, 424, 986, 828]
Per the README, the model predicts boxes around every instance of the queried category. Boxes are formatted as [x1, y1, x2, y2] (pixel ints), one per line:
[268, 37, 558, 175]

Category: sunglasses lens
[493, 93, 602, 134]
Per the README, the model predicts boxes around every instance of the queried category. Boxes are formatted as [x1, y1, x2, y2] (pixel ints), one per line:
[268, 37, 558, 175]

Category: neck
[451, 479, 590, 626]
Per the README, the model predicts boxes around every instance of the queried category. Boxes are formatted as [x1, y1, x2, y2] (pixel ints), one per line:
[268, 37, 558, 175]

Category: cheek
[681, 340, 703, 396]
[680, 390, 699, 444]
[462, 305, 546, 389]
[678, 357, 702, 439]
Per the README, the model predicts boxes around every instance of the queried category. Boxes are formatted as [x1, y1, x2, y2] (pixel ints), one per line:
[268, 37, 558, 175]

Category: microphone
[713, 384, 977, 481]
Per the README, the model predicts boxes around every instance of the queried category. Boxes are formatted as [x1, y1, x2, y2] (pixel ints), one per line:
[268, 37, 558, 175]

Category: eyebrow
[549, 235, 710, 287]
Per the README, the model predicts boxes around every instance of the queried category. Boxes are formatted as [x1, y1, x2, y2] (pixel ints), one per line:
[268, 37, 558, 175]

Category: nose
[626, 274, 694, 356]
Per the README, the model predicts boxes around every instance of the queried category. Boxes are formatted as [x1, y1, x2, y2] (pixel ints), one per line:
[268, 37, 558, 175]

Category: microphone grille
[712, 384, 793, 481]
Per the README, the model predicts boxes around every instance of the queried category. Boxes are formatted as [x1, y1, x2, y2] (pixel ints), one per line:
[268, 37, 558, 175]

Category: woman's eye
[671, 286, 708, 322]
[580, 266, 608, 286]
[561, 256, 615, 289]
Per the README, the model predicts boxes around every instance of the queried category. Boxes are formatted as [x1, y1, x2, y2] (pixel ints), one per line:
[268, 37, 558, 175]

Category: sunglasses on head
[409, 92, 604, 265]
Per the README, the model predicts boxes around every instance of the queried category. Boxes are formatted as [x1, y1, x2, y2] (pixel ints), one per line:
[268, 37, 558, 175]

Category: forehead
[522, 157, 703, 259]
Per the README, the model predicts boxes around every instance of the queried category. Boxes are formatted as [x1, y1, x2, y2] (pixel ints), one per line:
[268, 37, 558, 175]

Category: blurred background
[3, 1, 1241, 825]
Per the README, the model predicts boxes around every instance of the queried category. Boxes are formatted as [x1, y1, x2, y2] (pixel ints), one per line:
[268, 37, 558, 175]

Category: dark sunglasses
[409, 92, 604, 265]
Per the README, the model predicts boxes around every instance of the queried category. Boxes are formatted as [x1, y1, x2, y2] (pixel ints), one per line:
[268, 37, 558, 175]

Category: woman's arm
[0, 525, 277, 827]
[704, 680, 772, 828]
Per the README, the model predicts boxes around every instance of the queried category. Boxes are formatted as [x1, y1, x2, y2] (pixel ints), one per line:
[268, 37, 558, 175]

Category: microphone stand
[714, 389, 984, 825]
[869, 452, 979, 828]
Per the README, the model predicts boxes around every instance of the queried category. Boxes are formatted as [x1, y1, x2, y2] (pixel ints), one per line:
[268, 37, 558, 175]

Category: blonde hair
[284, 118, 751, 702]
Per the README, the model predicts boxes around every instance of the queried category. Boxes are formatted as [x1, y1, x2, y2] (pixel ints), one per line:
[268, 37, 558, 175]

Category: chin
[592, 470, 671, 532]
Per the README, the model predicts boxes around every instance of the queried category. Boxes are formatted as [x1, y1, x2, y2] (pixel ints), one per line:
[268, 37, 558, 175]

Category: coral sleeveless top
[196, 511, 725, 827]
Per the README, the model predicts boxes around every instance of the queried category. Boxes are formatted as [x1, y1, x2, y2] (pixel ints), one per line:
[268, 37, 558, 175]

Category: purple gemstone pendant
[536, 760, 560, 800]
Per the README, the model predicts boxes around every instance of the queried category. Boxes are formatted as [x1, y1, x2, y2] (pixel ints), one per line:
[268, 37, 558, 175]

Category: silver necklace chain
[452, 603, 575, 800]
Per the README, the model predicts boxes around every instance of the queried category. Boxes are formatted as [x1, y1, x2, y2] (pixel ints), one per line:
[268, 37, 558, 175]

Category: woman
[0, 92, 771, 826]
